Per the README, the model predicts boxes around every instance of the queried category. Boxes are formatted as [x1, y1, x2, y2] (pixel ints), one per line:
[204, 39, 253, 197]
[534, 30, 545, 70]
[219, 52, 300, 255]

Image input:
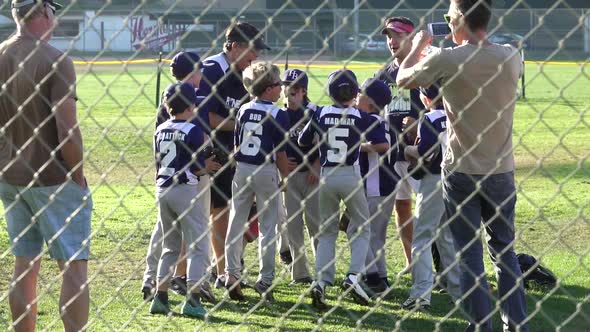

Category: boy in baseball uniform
[150, 83, 221, 318]
[143, 51, 216, 302]
[299, 70, 389, 309]
[224, 62, 290, 302]
[281, 68, 321, 285]
[402, 83, 460, 311]
[356, 78, 396, 297]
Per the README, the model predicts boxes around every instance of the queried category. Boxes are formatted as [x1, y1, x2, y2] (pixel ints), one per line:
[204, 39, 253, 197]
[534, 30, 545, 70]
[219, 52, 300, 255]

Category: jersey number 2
[240, 122, 263, 156]
[158, 140, 177, 177]
[327, 128, 349, 163]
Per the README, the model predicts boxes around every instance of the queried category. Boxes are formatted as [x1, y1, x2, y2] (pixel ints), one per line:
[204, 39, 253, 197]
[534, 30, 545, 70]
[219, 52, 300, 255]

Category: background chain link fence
[0, 0, 588, 331]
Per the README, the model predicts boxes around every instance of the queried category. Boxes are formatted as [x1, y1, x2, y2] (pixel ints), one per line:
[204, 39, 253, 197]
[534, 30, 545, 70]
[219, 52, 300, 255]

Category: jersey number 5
[240, 122, 263, 156]
[158, 140, 177, 177]
[327, 128, 349, 163]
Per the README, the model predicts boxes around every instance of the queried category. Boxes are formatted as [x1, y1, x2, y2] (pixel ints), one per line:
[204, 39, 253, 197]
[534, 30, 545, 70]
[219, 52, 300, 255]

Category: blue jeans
[443, 171, 528, 332]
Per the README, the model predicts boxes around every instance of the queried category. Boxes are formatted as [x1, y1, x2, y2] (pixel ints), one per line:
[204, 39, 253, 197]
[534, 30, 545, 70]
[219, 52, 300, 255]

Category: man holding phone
[396, 0, 528, 331]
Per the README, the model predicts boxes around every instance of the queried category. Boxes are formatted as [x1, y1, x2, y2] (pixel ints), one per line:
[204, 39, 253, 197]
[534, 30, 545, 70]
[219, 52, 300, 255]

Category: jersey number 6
[240, 122, 263, 156]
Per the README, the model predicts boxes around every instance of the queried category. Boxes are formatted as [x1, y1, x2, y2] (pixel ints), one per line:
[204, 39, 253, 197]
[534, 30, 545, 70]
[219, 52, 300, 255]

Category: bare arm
[404, 145, 420, 161]
[55, 97, 85, 188]
[306, 158, 321, 184]
[275, 151, 290, 179]
[397, 31, 433, 89]
[209, 112, 235, 131]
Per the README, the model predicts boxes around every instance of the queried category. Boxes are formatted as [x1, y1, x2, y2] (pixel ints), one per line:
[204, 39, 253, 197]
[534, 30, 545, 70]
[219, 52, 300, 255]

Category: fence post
[155, 52, 162, 108]
[521, 49, 526, 99]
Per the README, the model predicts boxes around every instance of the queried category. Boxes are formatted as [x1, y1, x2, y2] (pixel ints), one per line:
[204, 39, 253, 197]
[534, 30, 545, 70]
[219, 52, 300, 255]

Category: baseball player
[196, 22, 270, 289]
[356, 78, 396, 297]
[402, 84, 460, 311]
[299, 70, 389, 310]
[376, 16, 424, 272]
[149, 83, 221, 318]
[224, 62, 290, 302]
[143, 51, 215, 301]
[281, 68, 320, 284]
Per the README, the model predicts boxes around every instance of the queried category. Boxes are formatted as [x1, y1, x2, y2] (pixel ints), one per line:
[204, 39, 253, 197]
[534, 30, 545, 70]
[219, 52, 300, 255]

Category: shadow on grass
[201, 277, 590, 331]
[207, 283, 467, 331]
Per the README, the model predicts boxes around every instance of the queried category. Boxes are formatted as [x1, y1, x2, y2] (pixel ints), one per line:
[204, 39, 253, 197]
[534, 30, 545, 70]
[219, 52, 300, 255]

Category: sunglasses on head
[46, 2, 56, 14]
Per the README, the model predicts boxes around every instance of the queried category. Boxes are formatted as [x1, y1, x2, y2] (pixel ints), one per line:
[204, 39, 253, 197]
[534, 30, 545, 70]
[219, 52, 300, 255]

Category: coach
[0, 1, 92, 331]
[396, 0, 528, 331]
[375, 16, 422, 274]
[197, 21, 270, 286]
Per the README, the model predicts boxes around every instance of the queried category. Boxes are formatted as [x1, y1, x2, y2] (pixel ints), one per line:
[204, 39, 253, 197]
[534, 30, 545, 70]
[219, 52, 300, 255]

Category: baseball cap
[381, 17, 414, 34]
[328, 69, 359, 98]
[170, 51, 201, 80]
[11, 0, 62, 12]
[419, 82, 441, 101]
[282, 69, 308, 90]
[164, 83, 197, 114]
[226, 22, 271, 51]
[360, 78, 392, 109]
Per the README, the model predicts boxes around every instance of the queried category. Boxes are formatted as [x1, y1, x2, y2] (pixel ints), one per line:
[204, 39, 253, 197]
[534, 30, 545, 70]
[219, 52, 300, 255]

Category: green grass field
[0, 61, 589, 331]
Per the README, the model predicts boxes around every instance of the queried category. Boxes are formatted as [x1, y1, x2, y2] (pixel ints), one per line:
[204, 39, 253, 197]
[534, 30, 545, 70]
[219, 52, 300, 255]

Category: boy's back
[154, 120, 205, 188]
[234, 99, 289, 165]
[302, 105, 385, 167]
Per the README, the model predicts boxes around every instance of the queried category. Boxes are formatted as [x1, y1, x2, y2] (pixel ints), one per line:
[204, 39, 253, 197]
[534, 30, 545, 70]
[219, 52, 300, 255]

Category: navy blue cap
[282, 69, 308, 90]
[360, 78, 392, 109]
[164, 83, 197, 114]
[327, 69, 359, 98]
[170, 51, 201, 80]
[419, 81, 441, 101]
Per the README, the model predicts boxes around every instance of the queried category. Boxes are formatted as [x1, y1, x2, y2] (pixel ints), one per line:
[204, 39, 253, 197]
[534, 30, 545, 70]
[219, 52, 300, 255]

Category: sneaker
[200, 282, 217, 304]
[240, 280, 253, 289]
[215, 275, 226, 289]
[367, 279, 389, 299]
[310, 284, 328, 311]
[341, 275, 371, 305]
[289, 277, 313, 286]
[225, 275, 245, 301]
[149, 296, 170, 315]
[254, 280, 274, 302]
[171, 275, 187, 296]
[401, 297, 431, 311]
[279, 251, 293, 265]
[181, 300, 206, 319]
[142, 280, 156, 301]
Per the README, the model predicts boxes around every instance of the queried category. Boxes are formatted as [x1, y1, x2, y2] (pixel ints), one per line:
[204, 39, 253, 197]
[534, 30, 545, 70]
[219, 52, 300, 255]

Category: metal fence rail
[0, 0, 588, 331]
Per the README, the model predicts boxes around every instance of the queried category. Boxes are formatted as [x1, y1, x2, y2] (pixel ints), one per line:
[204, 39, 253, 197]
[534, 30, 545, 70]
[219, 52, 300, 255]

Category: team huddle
[142, 18, 457, 318]
[0, 0, 529, 331]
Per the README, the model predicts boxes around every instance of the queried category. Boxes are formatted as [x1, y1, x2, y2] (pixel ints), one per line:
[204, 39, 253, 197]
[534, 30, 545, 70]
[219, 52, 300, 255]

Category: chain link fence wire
[0, 0, 588, 331]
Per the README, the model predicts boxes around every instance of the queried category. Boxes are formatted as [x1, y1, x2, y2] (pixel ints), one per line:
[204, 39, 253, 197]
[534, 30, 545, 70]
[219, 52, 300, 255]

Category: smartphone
[427, 22, 451, 37]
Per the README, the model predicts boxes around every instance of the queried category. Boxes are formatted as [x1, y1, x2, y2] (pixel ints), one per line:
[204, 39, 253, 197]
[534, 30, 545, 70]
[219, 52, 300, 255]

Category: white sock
[348, 274, 358, 285]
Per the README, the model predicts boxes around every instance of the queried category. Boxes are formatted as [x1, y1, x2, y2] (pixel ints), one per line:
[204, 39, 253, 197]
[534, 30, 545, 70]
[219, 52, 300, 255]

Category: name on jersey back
[324, 117, 356, 126]
[156, 131, 186, 141]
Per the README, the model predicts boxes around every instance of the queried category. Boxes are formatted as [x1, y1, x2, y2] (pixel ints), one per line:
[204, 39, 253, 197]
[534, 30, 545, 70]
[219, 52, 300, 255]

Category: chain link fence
[0, 0, 588, 331]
